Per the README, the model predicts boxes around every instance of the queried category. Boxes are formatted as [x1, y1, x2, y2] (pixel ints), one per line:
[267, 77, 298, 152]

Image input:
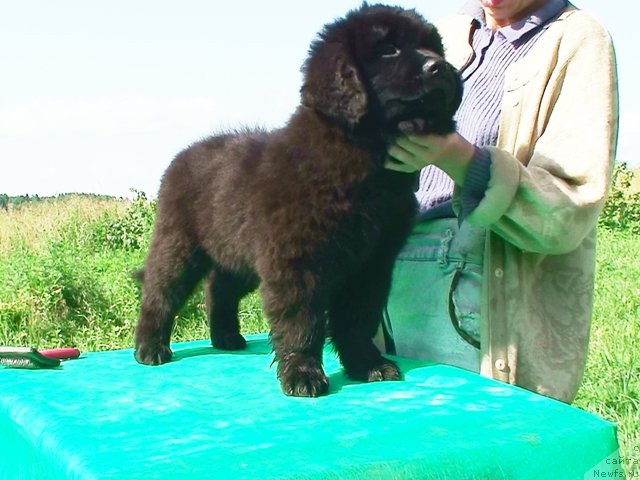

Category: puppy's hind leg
[205, 268, 258, 350]
[134, 235, 211, 366]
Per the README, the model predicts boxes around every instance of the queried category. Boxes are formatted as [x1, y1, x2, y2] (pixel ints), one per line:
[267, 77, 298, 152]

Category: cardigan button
[494, 268, 504, 278]
[494, 359, 508, 372]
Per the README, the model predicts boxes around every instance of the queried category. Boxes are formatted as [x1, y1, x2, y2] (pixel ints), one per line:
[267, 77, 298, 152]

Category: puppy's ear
[301, 42, 367, 127]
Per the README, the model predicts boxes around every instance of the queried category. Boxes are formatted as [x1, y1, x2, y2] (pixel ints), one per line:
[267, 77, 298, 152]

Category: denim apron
[383, 218, 486, 372]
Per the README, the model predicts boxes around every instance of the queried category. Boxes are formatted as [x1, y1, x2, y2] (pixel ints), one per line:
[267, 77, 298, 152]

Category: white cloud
[0, 93, 300, 138]
[0, 93, 300, 197]
[0, 97, 227, 136]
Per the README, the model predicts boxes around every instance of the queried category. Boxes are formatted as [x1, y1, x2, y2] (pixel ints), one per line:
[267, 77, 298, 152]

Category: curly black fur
[133, 3, 462, 397]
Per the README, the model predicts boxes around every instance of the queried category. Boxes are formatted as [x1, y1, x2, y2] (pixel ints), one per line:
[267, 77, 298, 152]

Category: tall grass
[0, 192, 638, 475]
[0, 195, 267, 352]
[0, 196, 127, 256]
[574, 228, 640, 474]
[0, 196, 144, 350]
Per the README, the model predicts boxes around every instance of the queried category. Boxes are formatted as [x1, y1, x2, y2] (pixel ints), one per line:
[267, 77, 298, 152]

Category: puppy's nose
[422, 58, 441, 75]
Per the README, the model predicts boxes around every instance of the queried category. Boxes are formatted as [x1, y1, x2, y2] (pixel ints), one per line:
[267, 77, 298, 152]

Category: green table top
[0, 334, 620, 479]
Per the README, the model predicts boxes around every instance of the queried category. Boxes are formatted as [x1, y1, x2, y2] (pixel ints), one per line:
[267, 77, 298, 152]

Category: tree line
[0, 193, 118, 211]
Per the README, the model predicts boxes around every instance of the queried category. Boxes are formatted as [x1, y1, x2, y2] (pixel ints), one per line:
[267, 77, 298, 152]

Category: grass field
[0, 195, 638, 475]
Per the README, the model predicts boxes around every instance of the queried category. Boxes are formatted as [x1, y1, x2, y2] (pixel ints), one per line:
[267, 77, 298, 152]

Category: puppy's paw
[366, 358, 402, 382]
[278, 355, 329, 397]
[345, 357, 402, 382]
[134, 342, 173, 365]
[281, 369, 330, 397]
[212, 332, 247, 351]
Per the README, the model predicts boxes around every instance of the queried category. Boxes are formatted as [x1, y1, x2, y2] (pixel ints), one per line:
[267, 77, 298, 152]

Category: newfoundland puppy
[134, 4, 462, 397]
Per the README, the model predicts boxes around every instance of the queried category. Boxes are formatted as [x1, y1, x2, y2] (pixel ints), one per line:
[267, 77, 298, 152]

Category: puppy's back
[153, 130, 271, 271]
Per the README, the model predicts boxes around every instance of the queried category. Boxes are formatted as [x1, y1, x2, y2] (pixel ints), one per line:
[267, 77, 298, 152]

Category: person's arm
[388, 13, 618, 254]
[466, 14, 618, 254]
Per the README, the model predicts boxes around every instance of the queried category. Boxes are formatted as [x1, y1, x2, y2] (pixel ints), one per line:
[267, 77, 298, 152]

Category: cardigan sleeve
[458, 146, 492, 224]
[454, 11, 618, 254]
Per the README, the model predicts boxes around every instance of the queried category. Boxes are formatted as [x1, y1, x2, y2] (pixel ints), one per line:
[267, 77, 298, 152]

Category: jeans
[383, 218, 486, 372]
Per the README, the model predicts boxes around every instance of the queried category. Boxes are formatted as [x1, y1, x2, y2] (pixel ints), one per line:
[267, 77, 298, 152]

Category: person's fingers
[387, 144, 424, 169]
[397, 135, 433, 157]
[384, 156, 418, 173]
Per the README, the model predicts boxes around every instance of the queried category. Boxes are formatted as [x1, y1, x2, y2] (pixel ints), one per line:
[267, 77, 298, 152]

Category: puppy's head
[301, 4, 462, 135]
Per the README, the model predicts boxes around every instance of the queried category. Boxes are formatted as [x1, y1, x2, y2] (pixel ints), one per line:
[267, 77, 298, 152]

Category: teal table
[0, 334, 620, 479]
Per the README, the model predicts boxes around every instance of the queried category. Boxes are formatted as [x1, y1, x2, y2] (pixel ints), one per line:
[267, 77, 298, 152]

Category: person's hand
[385, 132, 475, 186]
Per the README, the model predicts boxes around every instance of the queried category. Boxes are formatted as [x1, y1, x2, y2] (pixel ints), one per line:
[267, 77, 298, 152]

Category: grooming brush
[0, 347, 81, 369]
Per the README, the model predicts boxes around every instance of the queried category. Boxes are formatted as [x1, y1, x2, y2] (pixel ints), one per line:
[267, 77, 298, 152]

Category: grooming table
[0, 334, 620, 479]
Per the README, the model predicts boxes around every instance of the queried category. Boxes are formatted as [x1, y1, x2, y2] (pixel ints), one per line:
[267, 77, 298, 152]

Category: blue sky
[1, 1, 637, 198]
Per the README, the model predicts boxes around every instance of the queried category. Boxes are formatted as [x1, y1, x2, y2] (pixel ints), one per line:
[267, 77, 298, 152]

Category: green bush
[599, 162, 640, 234]
[92, 190, 156, 251]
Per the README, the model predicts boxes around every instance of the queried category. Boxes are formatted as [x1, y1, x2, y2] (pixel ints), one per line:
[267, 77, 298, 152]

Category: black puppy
[134, 4, 462, 397]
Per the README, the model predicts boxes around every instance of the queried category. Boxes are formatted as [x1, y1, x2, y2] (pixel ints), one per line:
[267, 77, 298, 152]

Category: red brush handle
[39, 348, 81, 360]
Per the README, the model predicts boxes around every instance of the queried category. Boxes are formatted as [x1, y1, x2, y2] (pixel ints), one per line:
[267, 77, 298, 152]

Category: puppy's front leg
[261, 280, 329, 397]
[329, 257, 402, 383]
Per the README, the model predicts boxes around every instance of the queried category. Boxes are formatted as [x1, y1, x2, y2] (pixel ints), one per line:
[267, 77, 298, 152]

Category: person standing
[383, 0, 619, 403]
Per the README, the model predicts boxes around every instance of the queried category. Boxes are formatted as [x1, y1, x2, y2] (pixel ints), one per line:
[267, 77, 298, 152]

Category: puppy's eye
[377, 43, 400, 58]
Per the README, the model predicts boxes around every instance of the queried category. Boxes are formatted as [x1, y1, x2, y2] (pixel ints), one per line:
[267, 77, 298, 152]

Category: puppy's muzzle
[418, 54, 461, 113]
[422, 56, 445, 75]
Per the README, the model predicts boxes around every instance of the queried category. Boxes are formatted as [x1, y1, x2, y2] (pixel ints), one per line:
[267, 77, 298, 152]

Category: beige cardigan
[439, 6, 619, 402]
